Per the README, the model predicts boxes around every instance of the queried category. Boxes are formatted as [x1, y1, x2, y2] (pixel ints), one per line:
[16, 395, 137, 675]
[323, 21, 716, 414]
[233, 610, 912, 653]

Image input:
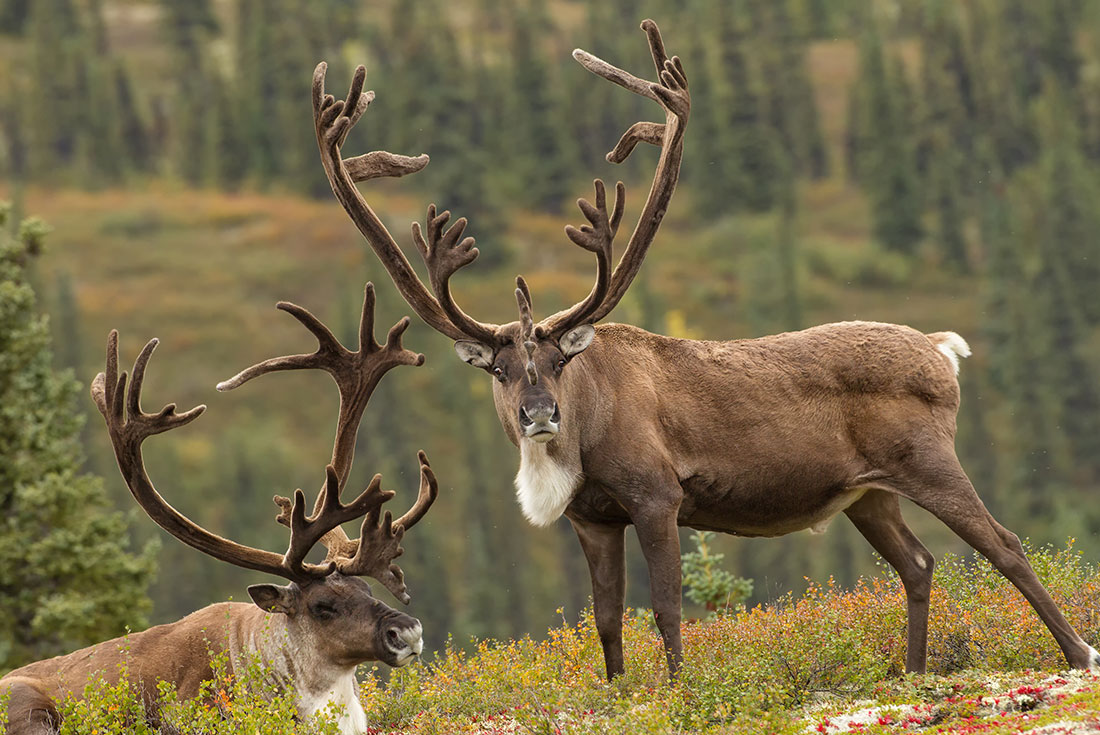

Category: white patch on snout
[400, 622, 423, 656]
[515, 442, 582, 527]
[932, 332, 971, 375]
[1088, 644, 1100, 673]
[915, 555, 928, 570]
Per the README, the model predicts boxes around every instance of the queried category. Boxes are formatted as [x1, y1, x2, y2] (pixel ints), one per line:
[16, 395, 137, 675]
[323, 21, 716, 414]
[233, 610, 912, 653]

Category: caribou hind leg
[844, 490, 936, 673]
[893, 449, 1100, 671]
[1, 678, 60, 734]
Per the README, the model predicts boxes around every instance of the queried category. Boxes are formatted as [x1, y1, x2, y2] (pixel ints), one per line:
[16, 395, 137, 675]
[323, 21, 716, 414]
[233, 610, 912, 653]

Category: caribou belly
[679, 472, 869, 538]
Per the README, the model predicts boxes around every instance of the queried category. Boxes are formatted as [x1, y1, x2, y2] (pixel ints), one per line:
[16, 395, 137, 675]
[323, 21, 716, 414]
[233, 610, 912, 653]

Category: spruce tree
[919, 0, 971, 270]
[0, 205, 156, 670]
[23, 0, 84, 180]
[505, 0, 579, 213]
[758, 0, 829, 179]
[234, 0, 277, 183]
[849, 21, 923, 254]
[978, 162, 1072, 524]
[711, 0, 783, 213]
[1031, 84, 1100, 483]
[159, 0, 219, 185]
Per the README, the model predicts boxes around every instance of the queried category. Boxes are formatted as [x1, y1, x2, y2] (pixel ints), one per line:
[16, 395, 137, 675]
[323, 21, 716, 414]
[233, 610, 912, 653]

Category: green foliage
[0, 648, 343, 734]
[680, 531, 753, 615]
[153, 649, 341, 735]
[848, 19, 924, 254]
[59, 665, 153, 735]
[0, 206, 156, 672]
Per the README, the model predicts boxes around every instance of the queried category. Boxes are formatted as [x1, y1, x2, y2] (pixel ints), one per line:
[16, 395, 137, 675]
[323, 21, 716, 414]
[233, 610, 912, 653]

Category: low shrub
[2, 540, 1096, 734]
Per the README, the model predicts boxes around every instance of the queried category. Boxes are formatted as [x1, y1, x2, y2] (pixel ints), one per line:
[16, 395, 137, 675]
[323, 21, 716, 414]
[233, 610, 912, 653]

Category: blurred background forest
[2, 0, 1099, 671]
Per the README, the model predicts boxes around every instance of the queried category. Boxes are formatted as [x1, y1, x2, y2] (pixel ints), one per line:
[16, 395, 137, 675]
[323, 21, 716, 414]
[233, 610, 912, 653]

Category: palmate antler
[93, 284, 437, 603]
[313, 19, 689, 349]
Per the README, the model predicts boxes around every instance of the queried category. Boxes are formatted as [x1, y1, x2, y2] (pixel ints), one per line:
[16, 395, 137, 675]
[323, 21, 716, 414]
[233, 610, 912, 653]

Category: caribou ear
[559, 324, 595, 358]
[454, 340, 494, 369]
[247, 583, 299, 615]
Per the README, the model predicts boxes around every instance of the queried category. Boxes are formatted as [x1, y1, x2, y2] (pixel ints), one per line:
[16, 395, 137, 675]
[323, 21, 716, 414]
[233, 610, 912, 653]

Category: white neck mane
[236, 614, 369, 734]
[514, 442, 583, 527]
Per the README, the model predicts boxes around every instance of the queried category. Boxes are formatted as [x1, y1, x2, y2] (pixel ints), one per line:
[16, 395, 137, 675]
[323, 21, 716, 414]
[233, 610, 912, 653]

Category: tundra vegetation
[1, 0, 1100, 732]
[0, 542, 1098, 732]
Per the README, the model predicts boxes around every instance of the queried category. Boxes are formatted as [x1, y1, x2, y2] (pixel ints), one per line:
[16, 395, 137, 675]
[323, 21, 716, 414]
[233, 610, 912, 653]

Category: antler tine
[281, 452, 437, 604]
[215, 303, 344, 393]
[569, 19, 689, 326]
[313, 62, 478, 343]
[539, 179, 624, 337]
[412, 204, 502, 346]
[280, 466, 395, 578]
[516, 275, 534, 314]
[393, 450, 438, 532]
[338, 502, 410, 603]
[516, 284, 540, 384]
[218, 285, 424, 474]
[92, 332, 343, 582]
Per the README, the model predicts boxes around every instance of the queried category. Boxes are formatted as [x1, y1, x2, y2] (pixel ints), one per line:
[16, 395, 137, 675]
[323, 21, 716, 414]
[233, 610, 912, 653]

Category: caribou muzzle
[519, 401, 560, 442]
[382, 616, 424, 667]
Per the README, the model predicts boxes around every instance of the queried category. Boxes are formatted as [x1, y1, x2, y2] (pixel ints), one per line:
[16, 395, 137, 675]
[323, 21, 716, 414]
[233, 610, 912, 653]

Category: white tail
[929, 331, 971, 375]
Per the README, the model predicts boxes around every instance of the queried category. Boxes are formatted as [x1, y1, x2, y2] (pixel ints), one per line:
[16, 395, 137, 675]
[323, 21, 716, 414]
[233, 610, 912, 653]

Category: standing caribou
[311, 20, 1100, 679]
[0, 285, 436, 734]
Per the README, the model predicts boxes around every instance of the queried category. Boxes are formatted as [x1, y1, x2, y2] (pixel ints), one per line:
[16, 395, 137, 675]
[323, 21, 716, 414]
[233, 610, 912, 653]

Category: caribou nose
[521, 402, 560, 441]
[384, 620, 423, 665]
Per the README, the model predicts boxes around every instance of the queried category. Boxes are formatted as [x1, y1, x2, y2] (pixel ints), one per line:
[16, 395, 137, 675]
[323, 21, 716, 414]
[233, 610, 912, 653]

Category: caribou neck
[229, 607, 369, 733]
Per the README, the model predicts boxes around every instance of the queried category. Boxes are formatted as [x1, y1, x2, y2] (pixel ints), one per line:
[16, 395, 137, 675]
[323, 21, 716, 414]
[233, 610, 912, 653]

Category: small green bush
[0, 649, 342, 735]
[681, 531, 753, 616]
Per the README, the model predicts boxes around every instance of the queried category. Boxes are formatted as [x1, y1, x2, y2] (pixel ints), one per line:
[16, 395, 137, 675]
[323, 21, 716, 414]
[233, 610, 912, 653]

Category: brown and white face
[454, 324, 595, 444]
[248, 574, 423, 668]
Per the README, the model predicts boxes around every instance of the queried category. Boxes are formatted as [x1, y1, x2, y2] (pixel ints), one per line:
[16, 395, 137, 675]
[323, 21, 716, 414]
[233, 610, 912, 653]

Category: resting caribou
[310, 20, 1100, 679]
[0, 286, 436, 734]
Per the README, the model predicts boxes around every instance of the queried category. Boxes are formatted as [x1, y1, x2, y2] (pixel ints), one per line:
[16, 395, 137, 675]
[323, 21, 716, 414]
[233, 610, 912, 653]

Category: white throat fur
[515, 442, 582, 526]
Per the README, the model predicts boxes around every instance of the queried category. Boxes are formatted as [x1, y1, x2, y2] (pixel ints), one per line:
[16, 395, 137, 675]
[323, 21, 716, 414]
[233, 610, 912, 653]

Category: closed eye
[310, 602, 338, 620]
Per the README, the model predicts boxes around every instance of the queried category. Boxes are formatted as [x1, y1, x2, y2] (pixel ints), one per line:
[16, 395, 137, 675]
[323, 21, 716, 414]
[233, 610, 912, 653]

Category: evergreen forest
[1, 0, 1099, 675]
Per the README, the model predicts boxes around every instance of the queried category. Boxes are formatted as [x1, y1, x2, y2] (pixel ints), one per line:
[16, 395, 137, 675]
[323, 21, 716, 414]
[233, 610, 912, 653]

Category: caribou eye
[492, 366, 505, 382]
[557, 359, 566, 371]
[310, 602, 338, 620]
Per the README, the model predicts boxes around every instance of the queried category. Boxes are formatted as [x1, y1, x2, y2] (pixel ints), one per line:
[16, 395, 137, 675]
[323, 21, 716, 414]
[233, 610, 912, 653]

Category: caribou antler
[91, 332, 388, 582]
[412, 204, 500, 345]
[220, 283, 436, 602]
[314, 20, 687, 352]
[539, 179, 625, 338]
[540, 19, 689, 332]
[314, 63, 493, 343]
[272, 453, 437, 603]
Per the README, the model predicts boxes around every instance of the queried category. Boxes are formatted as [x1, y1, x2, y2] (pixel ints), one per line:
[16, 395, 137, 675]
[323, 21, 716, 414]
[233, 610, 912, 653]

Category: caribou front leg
[628, 490, 685, 678]
[570, 518, 627, 679]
